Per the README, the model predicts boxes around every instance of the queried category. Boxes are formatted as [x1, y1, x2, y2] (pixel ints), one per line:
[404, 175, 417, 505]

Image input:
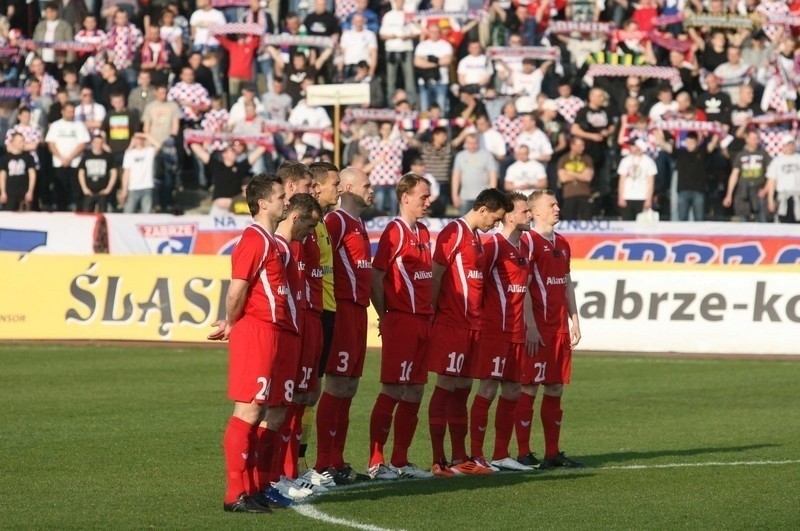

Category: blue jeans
[386, 51, 417, 105]
[373, 184, 399, 215]
[678, 190, 705, 221]
[124, 188, 154, 213]
[417, 80, 448, 113]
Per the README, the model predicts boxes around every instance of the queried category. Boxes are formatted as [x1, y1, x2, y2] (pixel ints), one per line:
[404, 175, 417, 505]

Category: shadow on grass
[580, 444, 779, 466]
[310, 471, 594, 504]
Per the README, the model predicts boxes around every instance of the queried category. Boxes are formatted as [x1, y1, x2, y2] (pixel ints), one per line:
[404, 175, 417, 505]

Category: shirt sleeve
[373, 221, 400, 272]
[231, 229, 266, 283]
[433, 223, 458, 266]
[324, 211, 344, 250]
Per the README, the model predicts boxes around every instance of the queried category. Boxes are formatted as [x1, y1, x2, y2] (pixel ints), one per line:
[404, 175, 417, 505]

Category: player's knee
[381, 383, 405, 401]
[436, 374, 457, 391]
[345, 377, 360, 397]
[233, 402, 262, 425]
[402, 384, 425, 403]
[520, 383, 539, 397]
[478, 379, 499, 400]
[264, 405, 288, 428]
[500, 382, 521, 401]
[544, 383, 563, 396]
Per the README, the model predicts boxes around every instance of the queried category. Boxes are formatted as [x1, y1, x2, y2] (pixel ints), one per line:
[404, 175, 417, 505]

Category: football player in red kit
[314, 167, 374, 483]
[425, 188, 512, 477]
[209, 174, 295, 513]
[468, 192, 538, 473]
[517, 189, 585, 470]
[367, 173, 435, 480]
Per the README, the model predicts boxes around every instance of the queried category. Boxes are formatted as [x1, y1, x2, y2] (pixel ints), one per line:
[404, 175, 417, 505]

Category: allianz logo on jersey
[546, 276, 568, 286]
[297, 262, 306, 271]
[277, 285, 290, 296]
[467, 270, 483, 279]
[507, 284, 527, 293]
[356, 260, 372, 269]
[414, 271, 433, 280]
[311, 267, 324, 278]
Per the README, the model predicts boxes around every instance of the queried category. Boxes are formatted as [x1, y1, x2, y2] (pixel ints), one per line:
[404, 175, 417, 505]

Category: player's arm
[566, 273, 581, 347]
[431, 260, 446, 313]
[370, 268, 387, 327]
[524, 278, 543, 357]
[208, 279, 248, 341]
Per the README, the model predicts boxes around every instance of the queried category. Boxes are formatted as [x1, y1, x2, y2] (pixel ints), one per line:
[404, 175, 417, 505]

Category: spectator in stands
[120, 133, 161, 214]
[26, 57, 59, 98]
[240, 0, 276, 93]
[303, 0, 339, 83]
[380, 0, 419, 106]
[617, 139, 656, 221]
[361, 120, 408, 214]
[168, 66, 210, 128]
[103, 91, 139, 185]
[697, 73, 731, 123]
[555, 78, 584, 125]
[343, 0, 380, 34]
[230, 100, 270, 173]
[412, 126, 455, 212]
[134, 24, 180, 87]
[287, 78, 333, 153]
[98, 63, 129, 108]
[451, 133, 498, 214]
[475, 114, 507, 163]
[657, 130, 720, 222]
[516, 112, 553, 164]
[714, 46, 753, 104]
[75, 87, 106, 132]
[339, 13, 378, 80]
[45, 102, 90, 211]
[128, 69, 155, 118]
[766, 135, 800, 224]
[261, 77, 292, 121]
[34, 3, 75, 66]
[78, 133, 116, 213]
[414, 22, 453, 112]
[571, 87, 616, 203]
[723, 131, 771, 222]
[457, 40, 493, 91]
[0, 132, 37, 212]
[410, 157, 442, 216]
[189, 141, 268, 212]
[557, 136, 594, 221]
[190, 0, 226, 53]
[504, 145, 547, 196]
[105, 9, 144, 87]
[187, 51, 217, 98]
[142, 84, 181, 195]
[217, 28, 260, 101]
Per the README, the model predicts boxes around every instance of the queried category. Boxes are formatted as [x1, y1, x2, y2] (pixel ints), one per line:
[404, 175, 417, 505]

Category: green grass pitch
[2, 344, 799, 529]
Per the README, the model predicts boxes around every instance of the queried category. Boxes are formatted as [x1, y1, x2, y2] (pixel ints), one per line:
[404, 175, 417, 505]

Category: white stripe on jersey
[488, 235, 507, 331]
[338, 245, 358, 302]
[452, 219, 469, 317]
[389, 219, 417, 313]
[249, 225, 278, 323]
[532, 262, 547, 322]
[275, 235, 298, 332]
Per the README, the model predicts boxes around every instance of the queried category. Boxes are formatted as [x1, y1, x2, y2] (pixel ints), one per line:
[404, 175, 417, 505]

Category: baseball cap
[542, 99, 558, 111]
[781, 133, 795, 146]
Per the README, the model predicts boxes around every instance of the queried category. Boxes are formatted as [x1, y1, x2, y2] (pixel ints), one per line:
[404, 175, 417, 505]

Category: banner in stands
[1, 255, 797, 355]
[103, 214, 800, 265]
[0, 213, 99, 254]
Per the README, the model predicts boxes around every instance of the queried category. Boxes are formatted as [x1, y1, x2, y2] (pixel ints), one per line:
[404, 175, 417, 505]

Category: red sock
[284, 404, 305, 479]
[428, 386, 451, 463]
[314, 392, 338, 471]
[469, 395, 491, 459]
[223, 416, 253, 504]
[331, 396, 352, 468]
[448, 386, 471, 463]
[243, 424, 258, 494]
[492, 396, 517, 461]
[514, 392, 536, 458]
[369, 393, 399, 467]
[390, 400, 421, 468]
[541, 394, 563, 459]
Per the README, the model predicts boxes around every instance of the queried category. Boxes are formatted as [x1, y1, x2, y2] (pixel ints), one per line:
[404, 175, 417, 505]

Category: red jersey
[325, 209, 372, 307]
[302, 230, 323, 314]
[275, 233, 306, 316]
[524, 230, 571, 333]
[373, 218, 433, 315]
[231, 224, 298, 333]
[432, 218, 486, 330]
[481, 233, 531, 342]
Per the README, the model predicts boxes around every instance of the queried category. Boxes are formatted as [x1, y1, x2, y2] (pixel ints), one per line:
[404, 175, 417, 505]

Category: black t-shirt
[697, 91, 732, 122]
[574, 106, 615, 158]
[304, 12, 341, 37]
[732, 148, 771, 188]
[208, 157, 251, 199]
[0, 152, 35, 191]
[673, 148, 708, 192]
[104, 110, 141, 155]
[79, 151, 114, 193]
[725, 104, 759, 153]
[700, 47, 727, 72]
[285, 64, 317, 106]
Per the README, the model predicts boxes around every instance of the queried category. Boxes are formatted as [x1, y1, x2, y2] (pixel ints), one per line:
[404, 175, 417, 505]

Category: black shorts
[318, 310, 336, 377]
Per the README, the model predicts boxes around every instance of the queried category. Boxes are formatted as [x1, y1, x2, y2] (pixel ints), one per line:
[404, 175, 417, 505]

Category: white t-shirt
[648, 101, 679, 121]
[123, 146, 157, 190]
[190, 8, 226, 47]
[340, 28, 378, 66]
[767, 153, 800, 194]
[415, 39, 453, 84]
[75, 102, 107, 126]
[505, 160, 547, 196]
[617, 153, 657, 200]
[380, 10, 418, 53]
[288, 100, 332, 149]
[515, 129, 553, 161]
[479, 129, 507, 159]
[45, 119, 91, 168]
[42, 20, 59, 63]
[512, 69, 544, 98]
[457, 54, 493, 86]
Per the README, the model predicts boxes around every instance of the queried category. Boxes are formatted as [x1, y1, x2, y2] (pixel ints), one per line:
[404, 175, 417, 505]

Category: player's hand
[722, 195, 732, 208]
[208, 319, 231, 341]
[526, 326, 544, 357]
[570, 324, 582, 348]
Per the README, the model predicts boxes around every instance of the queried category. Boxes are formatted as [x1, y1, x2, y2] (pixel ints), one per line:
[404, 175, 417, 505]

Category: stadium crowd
[0, 0, 799, 223]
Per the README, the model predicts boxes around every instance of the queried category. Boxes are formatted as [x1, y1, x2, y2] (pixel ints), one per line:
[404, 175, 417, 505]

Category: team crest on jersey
[138, 224, 198, 254]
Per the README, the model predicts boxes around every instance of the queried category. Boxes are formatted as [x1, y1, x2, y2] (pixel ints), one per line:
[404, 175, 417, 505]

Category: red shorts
[427, 321, 480, 377]
[270, 329, 301, 406]
[325, 300, 367, 378]
[530, 331, 572, 385]
[228, 315, 280, 404]
[380, 312, 431, 384]
[297, 309, 323, 393]
[468, 337, 525, 383]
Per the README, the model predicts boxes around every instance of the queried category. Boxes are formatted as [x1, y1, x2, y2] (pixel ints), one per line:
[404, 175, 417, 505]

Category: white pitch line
[292, 460, 800, 529]
[292, 504, 405, 531]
